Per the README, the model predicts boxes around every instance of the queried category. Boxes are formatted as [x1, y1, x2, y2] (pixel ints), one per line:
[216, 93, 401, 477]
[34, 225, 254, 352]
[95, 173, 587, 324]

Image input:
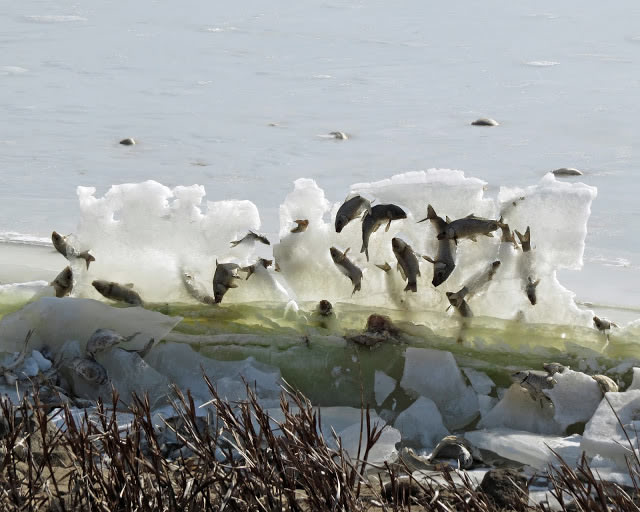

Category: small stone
[119, 138, 136, 146]
[479, 468, 528, 510]
[471, 118, 499, 126]
[552, 168, 583, 176]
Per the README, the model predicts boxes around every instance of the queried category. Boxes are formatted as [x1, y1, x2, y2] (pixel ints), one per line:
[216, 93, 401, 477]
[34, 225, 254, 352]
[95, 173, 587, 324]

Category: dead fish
[511, 370, 555, 406]
[419, 205, 457, 287]
[329, 131, 348, 140]
[92, 280, 144, 306]
[552, 167, 582, 177]
[329, 247, 363, 295]
[465, 260, 501, 300]
[526, 276, 540, 305]
[119, 138, 136, 146]
[181, 272, 216, 305]
[121, 338, 155, 359]
[335, 194, 371, 233]
[70, 357, 108, 385]
[592, 374, 618, 394]
[436, 214, 500, 243]
[230, 230, 270, 247]
[543, 362, 569, 375]
[471, 118, 499, 126]
[428, 435, 476, 469]
[375, 262, 392, 272]
[50, 266, 73, 298]
[240, 258, 273, 280]
[316, 300, 333, 317]
[392, 237, 420, 292]
[515, 227, 531, 252]
[291, 219, 309, 233]
[446, 288, 473, 318]
[86, 328, 141, 358]
[360, 204, 407, 261]
[52, 231, 95, 269]
[593, 316, 618, 331]
[213, 261, 241, 304]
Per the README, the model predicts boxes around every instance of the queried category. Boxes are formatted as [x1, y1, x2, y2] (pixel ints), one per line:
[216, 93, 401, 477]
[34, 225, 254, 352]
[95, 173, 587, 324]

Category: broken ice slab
[582, 390, 640, 468]
[465, 427, 582, 470]
[393, 396, 450, 448]
[543, 369, 602, 431]
[0, 297, 182, 354]
[400, 347, 479, 429]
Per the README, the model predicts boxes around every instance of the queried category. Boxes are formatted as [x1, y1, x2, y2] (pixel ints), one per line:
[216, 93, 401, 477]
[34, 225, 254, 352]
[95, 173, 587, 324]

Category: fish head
[51, 231, 63, 244]
[318, 299, 333, 316]
[329, 247, 341, 262]
[91, 280, 107, 294]
[387, 204, 407, 220]
[432, 263, 453, 287]
[488, 221, 499, 231]
[445, 291, 461, 307]
[335, 215, 349, 233]
[391, 237, 404, 251]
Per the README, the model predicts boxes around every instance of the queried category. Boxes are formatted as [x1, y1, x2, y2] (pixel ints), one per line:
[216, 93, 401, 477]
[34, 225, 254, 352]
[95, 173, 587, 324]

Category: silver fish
[375, 262, 392, 272]
[230, 230, 270, 247]
[526, 277, 540, 306]
[511, 369, 555, 406]
[593, 316, 618, 331]
[360, 204, 407, 261]
[182, 272, 216, 305]
[543, 362, 569, 375]
[335, 195, 371, 233]
[329, 247, 363, 295]
[515, 227, 539, 305]
[436, 215, 500, 243]
[70, 357, 109, 385]
[419, 205, 457, 287]
[50, 266, 73, 298]
[446, 289, 473, 318]
[86, 328, 140, 358]
[291, 219, 309, 233]
[51, 231, 95, 269]
[391, 237, 420, 292]
[92, 280, 144, 306]
[213, 261, 241, 304]
[240, 258, 273, 280]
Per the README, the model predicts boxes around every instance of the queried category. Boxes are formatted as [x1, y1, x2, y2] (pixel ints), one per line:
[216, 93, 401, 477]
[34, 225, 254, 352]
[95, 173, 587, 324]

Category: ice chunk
[582, 390, 640, 468]
[31, 350, 52, 371]
[337, 422, 400, 465]
[17, 356, 39, 378]
[374, 370, 396, 406]
[0, 297, 181, 354]
[462, 368, 495, 395]
[478, 394, 498, 418]
[479, 384, 562, 435]
[627, 367, 640, 390]
[393, 396, 450, 447]
[400, 347, 479, 429]
[589, 454, 635, 487]
[543, 369, 602, 430]
[465, 428, 582, 470]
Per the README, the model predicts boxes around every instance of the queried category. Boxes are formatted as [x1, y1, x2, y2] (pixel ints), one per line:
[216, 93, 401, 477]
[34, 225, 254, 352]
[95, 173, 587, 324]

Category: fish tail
[516, 226, 530, 245]
[79, 251, 95, 269]
[427, 204, 437, 220]
[404, 282, 417, 293]
[352, 282, 361, 295]
[230, 240, 240, 247]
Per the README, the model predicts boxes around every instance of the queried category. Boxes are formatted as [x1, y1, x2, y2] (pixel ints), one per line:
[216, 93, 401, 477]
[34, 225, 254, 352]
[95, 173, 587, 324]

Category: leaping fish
[230, 230, 270, 247]
[436, 214, 500, 244]
[446, 289, 473, 318]
[360, 204, 406, 261]
[335, 194, 371, 233]
[182, 271, 216, 305]
[391, 237, 420, 292]
[86, 328, 140, 358]
[52, 231, 95, 269]
[419, 205, 457, 287]
[515, 227, 539, 305]
[50, 266, 73, 298]
[92, 280, 143, 306]
[329, 247, 363, 295]
[291, 219, 309, 233]
[213, 261, 241, 304]
[240, 258, 273, 280]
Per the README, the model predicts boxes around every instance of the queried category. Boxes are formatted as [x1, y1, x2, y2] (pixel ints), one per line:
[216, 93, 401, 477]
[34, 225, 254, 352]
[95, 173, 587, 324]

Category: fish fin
[385, 219, 391, 232]
[427, 204, 437, 220]
[465, 213, 475, 218]
[422, 255, 435, 264]
[445, 216, 452, 223]
[484, 232, 494, 237]
[78, 251, 95, 269]
[417, 216, 428, 223]
[446, 305, 452, 312]
[612, 322, 619, 328]
[372, 222, 381, 233]
[533, 279, 541, 287]
[351, 282, 361, 295]
[228, 282, 238, 288]
[365, 248, 369, 262]
[343, 247, 350, 257]
[216, 259, 219, 266]
[375, 263, 391, 272]
[230, 240, 240, 247]
[404, 282, 417, 293]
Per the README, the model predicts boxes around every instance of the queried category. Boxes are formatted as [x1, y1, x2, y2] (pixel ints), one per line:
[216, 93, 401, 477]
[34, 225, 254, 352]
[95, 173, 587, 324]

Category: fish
[360, 204, 407, 261]
[240, 258, 273, 280]
[464, 260, 501, 300]
[419, 205, 457, 287]
[50, 266, 73, 298]
[70, 357, 109, 385]
[446, 288, 473, 318]
[391, 237, 420, 292]
[181, 272, 216, 305]
[335, 194, 371, 233]
[291, 219, 309, 233]
[375, 262, 392, 272]
[316, 299, 333, 317]
[593, 316, 618, 331]
[511, 369, 555, 406]
[230, 230, 270, 247]
[499, 222, 519, 249]
[213, 261, 241, 304]
[51, 231, 95, 269]
[436, 215, 500, 243]
[92, 280, 144, 306]
[329, 131, 348, 140]
[329, 247, 363, 295]
[86, 328, 140, 358]
[515, 227, 539, 305]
